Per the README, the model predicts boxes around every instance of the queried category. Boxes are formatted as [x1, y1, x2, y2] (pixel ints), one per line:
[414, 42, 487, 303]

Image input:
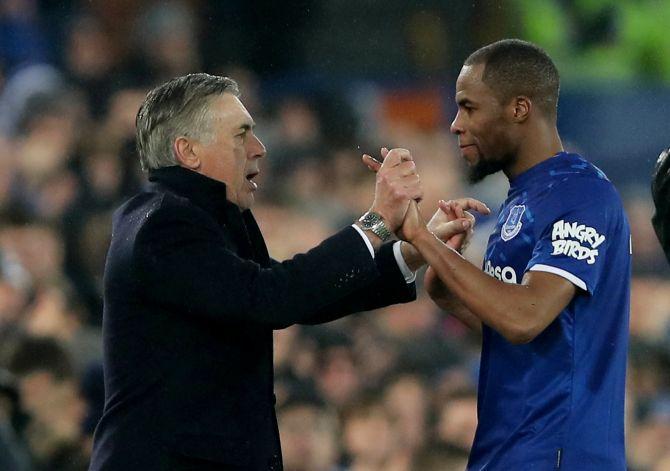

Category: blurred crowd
[0, 1, 669, 470]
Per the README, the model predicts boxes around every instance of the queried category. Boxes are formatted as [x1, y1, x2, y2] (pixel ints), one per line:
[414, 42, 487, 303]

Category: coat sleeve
[133, 201, 410, 329]
[299, 241, 416, 325]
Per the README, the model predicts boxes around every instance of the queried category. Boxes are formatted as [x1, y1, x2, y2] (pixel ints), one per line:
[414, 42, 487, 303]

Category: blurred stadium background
[0, 0, 669, 470]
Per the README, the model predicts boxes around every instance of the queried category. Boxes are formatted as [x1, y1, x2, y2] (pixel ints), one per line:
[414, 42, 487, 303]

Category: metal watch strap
[370, 220, 393, 242]
[358, 211, 393, 242]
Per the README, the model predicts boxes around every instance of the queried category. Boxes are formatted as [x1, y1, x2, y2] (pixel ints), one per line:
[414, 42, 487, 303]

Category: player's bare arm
[421, 198, 487, 333]
[424, 266, 482, 333]
[402, 201, 576, 344]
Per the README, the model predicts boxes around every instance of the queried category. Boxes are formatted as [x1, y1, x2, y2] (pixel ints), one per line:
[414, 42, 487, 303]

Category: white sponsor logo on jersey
[484, 260, 518, 284]
[550, 219, 605, 265]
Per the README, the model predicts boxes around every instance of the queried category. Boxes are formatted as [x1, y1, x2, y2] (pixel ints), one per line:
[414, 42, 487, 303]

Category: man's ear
[511, 96, 531, 123]
[174, 137, 200, 170]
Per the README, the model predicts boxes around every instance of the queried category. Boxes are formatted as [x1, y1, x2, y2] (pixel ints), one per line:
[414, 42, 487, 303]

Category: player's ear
[511, 96, 531, 123]
[174, 136, 200, 170]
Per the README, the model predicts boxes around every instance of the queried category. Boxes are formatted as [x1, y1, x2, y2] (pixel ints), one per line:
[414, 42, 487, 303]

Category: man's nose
[250, 134, 266, 159]
[450, 112, 463, 135]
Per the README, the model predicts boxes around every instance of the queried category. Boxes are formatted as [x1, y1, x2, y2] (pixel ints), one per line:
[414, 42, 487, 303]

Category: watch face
[360, 211, 382, 228]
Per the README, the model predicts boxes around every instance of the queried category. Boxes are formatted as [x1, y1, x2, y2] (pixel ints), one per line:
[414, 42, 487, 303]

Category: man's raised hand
[362, 147, 424, 232]
[436, 198, 490, 252]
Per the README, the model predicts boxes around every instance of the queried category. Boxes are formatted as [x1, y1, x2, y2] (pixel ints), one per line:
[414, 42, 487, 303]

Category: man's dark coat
[89, 166, 415, 470]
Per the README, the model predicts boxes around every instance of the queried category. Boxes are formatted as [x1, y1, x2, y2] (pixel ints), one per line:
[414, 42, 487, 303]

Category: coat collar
[148, 165, 237, 217]
[147, 165, 270, 266]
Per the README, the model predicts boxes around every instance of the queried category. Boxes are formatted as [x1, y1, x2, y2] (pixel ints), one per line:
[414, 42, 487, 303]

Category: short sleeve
[525, 177, 618, 294]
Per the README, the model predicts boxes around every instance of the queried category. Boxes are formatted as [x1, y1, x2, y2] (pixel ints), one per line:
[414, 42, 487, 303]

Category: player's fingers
[450, 200, 466, 219]
[362, 154, 382, 172]
[453, 197, 491, 215]
[442, 218, 472, 236]
[438, 199, 457, 220]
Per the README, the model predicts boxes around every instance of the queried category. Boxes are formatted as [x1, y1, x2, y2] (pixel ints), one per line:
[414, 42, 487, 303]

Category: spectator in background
[7, 90, 83, 223]
[0, 249, 32, 333]
[132, 1, 201, 84]
[0, 63, 62, 138]
[315, 330, 363, 409]
[382, 372, 429, 461]
[5, 335, 87, 470]
[63, 14, 125, 119]
[277, 392, 341, 471]
[411, 444, 470, 471]
[341, 394, 404, 471]
[22, 281, 101, 374]
[434, 387, 478, 454]
[0, 368, 31, 471]
[0, 0, 49, 72]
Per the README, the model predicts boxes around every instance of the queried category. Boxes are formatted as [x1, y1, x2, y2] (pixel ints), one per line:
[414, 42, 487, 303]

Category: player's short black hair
[464, 39, 560, 120]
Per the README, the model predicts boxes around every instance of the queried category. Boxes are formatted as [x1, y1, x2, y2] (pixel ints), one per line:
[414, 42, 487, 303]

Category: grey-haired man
[89, 73, 476, 470]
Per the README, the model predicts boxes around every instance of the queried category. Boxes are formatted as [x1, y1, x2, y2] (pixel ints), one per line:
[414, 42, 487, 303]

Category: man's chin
[467, 160, 503, 184]
[238, 194, 255, 211]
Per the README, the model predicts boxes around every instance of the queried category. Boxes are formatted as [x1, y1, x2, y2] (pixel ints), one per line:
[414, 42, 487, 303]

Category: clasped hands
[362, 147, 490, 268]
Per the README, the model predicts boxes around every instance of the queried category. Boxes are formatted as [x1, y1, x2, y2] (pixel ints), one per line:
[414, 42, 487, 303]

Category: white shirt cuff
[351, 224, 375, 258]
[350, 226, 415, 284]
[393, 241, 416, 283]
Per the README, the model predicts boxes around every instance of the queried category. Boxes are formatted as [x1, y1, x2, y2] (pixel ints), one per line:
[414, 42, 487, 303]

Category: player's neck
[505, 123, 563, 180]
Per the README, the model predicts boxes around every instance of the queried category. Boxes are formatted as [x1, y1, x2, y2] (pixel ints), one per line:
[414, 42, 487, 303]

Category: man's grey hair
[135, 73, 240, 171]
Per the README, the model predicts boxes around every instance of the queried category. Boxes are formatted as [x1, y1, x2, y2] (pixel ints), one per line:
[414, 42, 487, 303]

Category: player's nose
[450, 112, 464, 135]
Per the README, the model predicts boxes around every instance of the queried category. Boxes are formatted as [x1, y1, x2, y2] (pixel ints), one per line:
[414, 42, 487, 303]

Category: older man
[89, 74, 473, 470]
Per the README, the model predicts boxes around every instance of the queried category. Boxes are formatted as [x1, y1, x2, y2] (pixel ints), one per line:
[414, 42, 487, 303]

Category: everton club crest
[501, 205, 526, 241]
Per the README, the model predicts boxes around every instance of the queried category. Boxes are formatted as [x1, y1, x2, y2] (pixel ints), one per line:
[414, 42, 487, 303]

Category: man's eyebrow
[238, 121, 256, 131]
[456, 97, 473, 107]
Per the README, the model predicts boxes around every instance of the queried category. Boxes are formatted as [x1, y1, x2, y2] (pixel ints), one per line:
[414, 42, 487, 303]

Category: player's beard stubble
[467, 152, 515, 184]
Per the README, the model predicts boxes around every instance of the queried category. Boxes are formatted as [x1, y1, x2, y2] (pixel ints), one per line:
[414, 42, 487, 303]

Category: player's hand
[398, 200, 431, 242]
[362, 147, 423, 232]
[398, 205, 472, 270]
[435, 198, 490, 252]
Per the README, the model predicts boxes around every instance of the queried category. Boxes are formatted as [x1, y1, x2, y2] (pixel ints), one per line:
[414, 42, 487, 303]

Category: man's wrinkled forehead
[210, 94, 254, 128]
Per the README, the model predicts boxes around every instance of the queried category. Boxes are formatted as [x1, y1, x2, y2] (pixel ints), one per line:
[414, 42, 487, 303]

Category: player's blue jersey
[468, 153, 631, 470]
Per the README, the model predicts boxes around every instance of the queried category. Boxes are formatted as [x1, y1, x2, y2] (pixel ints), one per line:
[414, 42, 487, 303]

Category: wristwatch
[358, 211, 393, 242]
